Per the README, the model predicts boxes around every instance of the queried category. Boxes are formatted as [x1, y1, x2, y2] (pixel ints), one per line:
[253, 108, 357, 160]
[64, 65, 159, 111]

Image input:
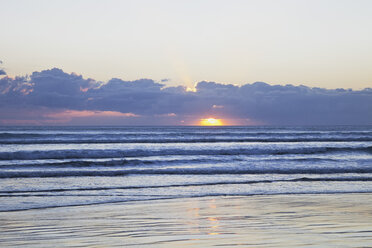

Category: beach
[1, 193, 371, 247]
[2, 0, 372, 246]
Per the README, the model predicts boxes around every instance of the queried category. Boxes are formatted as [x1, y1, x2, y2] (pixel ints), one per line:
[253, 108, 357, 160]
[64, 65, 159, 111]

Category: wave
[3, 191, 372, 212]
[4, 189, 372, 213]
[2, 176, 372, 194]
[1, 146, 371, 161]
[2, 166, 372, 178]
[0, 157, 347, 169]
[0, 157, 233, 168]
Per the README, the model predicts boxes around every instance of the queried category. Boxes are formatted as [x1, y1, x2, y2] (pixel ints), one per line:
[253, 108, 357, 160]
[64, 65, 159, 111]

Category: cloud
[155, 113, 177, 117]
[0, 60, 6, 76]
[46, 110, 139, 119]
[43, 110, 139, 124]
[1, 68, 372, 125]
[212, 105, 224, 109]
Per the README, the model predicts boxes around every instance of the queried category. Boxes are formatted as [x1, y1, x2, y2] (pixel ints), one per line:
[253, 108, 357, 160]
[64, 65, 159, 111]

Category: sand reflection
[1, 194, 372, 247]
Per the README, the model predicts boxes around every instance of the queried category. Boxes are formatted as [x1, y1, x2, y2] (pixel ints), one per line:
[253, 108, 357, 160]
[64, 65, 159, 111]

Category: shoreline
[1, 191, 372, 213]
[1, 193, 372, 247]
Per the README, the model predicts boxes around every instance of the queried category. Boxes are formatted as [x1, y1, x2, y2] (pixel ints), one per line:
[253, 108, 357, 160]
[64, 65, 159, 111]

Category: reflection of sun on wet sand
[1, 194, 372, 247]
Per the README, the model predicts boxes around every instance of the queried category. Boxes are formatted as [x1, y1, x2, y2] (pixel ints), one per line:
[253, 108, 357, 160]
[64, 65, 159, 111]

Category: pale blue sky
[1, 0, 372, 89]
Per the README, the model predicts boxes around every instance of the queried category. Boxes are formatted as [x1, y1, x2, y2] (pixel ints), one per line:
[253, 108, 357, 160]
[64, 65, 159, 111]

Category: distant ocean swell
[1, 129, 372, 144]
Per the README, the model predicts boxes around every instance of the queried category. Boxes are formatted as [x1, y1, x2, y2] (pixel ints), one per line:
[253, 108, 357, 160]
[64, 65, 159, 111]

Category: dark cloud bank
[1, 68, 371, 125]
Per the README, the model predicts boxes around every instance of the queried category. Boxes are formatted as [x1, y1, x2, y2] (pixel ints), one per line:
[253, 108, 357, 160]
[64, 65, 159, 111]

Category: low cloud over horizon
[1, 68, 371, 125]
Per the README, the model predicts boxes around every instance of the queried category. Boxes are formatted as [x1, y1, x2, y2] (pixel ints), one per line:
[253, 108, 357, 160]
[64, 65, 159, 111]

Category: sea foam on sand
[1, 193, 371, 247]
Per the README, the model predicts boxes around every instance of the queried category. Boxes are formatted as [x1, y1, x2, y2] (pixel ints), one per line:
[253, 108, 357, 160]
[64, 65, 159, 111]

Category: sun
[200, 118, 223, 126]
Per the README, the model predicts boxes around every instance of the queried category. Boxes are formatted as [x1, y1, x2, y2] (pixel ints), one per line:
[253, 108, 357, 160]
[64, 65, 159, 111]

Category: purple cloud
[1, 68, 372, 125]
[0, 60, 7, 76]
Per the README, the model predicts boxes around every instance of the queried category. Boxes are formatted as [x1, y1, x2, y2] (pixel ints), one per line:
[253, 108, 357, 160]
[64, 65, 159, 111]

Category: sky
[1, 0, 372, 125]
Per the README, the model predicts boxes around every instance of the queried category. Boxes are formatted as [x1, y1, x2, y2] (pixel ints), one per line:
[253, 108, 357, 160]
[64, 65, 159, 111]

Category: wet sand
[1, 193, 372, 247]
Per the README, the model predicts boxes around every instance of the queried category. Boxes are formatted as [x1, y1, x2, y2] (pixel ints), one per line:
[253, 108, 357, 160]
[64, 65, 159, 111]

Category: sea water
[1, 125, 372, 212]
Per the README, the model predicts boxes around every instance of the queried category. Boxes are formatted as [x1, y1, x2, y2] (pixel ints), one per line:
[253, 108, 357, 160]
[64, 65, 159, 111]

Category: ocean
[1, 125, 372, 212]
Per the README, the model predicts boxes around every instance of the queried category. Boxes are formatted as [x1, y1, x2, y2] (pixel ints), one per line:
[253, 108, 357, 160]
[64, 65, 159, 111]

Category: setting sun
[200, 118, 223, 126]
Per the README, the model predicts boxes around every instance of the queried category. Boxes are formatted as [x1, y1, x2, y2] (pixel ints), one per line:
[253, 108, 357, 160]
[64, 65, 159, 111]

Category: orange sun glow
[200, 118, 223, 126]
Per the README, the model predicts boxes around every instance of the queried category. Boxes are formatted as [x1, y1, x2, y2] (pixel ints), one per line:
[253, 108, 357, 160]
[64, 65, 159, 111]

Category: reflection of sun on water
[200, 118, 223, 126]
[207, 217, 220, 235]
